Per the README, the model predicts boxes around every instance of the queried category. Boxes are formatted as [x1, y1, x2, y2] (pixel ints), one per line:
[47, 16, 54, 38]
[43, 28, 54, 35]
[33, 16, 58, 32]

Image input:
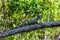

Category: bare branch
[0, 20, 60, 38]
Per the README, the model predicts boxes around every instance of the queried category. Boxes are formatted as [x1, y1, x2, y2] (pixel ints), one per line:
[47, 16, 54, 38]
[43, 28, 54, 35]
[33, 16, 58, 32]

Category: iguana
[18, 15, 43, 27]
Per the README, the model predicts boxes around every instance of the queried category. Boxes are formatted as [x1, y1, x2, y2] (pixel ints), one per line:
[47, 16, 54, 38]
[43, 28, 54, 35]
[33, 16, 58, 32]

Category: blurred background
[0, 0, 60, 40]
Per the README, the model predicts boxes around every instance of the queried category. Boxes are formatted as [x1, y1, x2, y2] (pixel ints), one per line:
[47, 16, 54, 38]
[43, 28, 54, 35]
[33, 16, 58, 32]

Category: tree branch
[0, 20, 60, 38]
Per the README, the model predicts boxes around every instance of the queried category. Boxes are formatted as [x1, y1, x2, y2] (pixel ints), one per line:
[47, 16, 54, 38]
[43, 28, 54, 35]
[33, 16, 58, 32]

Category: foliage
[0, 0, 60, 40]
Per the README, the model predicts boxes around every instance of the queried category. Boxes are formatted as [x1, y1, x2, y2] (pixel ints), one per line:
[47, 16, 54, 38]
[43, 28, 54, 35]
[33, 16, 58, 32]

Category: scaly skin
[19, 15, 43, 27]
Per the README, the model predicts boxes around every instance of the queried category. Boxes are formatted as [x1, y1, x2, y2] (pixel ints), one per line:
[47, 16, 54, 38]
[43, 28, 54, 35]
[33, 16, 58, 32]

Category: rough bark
[0, 20, 60, 38]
